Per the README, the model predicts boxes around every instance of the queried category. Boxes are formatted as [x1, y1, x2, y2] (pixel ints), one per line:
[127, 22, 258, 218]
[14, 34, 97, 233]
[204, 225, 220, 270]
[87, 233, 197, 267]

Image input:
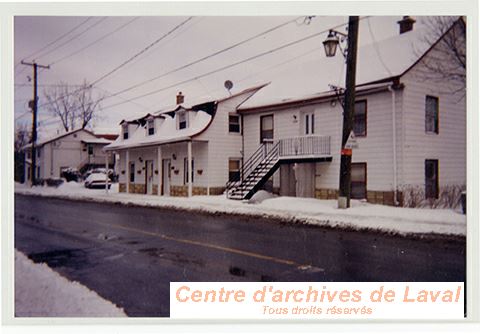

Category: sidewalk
[15, 182, 466, 237]
[15, 250, 126, 317]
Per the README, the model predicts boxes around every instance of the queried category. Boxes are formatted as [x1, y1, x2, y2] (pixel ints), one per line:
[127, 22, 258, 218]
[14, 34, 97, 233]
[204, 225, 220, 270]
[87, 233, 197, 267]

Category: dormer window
[122, 124, 129, 140]
[147, 118, 155, 136]
[178, 111, 188, 130]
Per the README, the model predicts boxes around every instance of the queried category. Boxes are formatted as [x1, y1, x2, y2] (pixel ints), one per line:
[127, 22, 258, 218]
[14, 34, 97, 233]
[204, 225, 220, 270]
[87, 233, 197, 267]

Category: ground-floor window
[129, 162, 135, 183]
[351, 162, 367, 199]
[229, 159, 241, 182]
[425, 159, 439, 199]
[184, 158, 194, 184]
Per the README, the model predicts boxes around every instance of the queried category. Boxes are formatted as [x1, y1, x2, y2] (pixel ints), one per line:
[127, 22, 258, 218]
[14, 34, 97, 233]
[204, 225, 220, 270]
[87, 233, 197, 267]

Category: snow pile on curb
[15, 182, 466, 237]
[15, 250, 126, 317]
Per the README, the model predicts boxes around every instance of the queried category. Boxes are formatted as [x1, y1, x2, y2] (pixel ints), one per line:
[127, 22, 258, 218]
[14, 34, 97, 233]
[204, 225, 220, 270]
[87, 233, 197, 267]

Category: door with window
[425, 159, 439, 199]
[162, 159, 171, 196]
[145, 160, 154, 194]
[351, 163, 367, 199]
[301, 111, 315, 135]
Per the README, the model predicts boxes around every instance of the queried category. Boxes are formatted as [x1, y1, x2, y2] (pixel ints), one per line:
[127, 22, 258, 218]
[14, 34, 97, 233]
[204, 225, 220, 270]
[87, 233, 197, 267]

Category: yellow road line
[92, 220, 301, 267]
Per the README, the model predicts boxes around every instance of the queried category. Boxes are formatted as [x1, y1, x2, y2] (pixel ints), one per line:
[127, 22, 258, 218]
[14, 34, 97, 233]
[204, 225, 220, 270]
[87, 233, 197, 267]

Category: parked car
[61, 167, 81, 182]
[84, 172, 112, 189]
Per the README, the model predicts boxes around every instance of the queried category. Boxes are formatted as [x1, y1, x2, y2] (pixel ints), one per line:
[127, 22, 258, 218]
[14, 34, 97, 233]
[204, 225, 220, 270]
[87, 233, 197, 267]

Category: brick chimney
[176, 92, 184, 105]
[397, 16, 416, 34]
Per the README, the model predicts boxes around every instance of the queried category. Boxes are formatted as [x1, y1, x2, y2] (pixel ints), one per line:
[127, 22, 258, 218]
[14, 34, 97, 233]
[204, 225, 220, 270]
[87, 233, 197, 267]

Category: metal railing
[278, 135, 331, 158]
[225, 135, 331, 197]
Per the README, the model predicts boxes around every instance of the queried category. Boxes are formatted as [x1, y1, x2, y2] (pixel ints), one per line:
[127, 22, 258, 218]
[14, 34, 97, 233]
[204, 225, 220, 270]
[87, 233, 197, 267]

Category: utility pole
[21, 61, 50, 186]
[337, 16, 359, 209]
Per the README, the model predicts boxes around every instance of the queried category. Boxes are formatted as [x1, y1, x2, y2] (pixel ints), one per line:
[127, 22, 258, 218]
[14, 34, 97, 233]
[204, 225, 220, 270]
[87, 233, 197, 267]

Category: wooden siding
[195, 89, 261, 187]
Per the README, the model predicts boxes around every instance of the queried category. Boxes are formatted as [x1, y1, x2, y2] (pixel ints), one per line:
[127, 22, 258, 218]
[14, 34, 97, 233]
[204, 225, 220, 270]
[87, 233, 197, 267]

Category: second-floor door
[301, 111, 315, 136]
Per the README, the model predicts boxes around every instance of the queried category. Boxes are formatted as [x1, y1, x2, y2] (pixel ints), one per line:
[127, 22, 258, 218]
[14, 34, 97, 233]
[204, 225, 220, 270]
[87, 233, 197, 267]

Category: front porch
[110, 140, 209, 197]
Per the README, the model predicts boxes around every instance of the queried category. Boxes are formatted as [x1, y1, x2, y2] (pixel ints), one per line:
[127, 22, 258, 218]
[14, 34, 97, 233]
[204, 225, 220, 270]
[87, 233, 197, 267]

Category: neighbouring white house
[105, 17, 465, 206]
[23, 128, 118, 183]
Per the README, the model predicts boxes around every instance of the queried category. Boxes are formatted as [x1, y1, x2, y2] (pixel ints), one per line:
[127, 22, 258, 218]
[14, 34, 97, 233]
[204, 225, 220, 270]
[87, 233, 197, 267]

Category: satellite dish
[224, 80, 233, 94]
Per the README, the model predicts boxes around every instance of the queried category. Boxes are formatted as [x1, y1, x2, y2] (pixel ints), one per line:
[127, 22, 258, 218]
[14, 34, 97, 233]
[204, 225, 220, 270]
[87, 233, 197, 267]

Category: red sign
[341, 148, 352, 156]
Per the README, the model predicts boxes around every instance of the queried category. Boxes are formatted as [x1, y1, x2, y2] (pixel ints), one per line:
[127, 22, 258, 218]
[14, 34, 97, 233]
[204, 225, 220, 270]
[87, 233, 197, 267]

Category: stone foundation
[209, 187, 225, 195]
[367, 191, 402, 206]
[315, 188, 401, 206]
[315, 188, 339, 200]
[128, 183, 145, 194]
[120, 183, 224, 197]
[171, 186, 210, 196]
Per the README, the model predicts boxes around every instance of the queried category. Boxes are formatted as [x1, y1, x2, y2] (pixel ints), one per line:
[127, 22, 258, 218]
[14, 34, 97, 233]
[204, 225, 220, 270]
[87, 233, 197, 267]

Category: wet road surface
[14, 194, 466, 317]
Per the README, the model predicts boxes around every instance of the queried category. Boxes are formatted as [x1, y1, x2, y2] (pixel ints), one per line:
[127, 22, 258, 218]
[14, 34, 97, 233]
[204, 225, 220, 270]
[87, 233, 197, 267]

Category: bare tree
[14, 123, 31, 182]
[417, 16, 466, 95]
[75, 80, 102, 129]
[14, 123, 31, 153]
[43, 81, 103, 132]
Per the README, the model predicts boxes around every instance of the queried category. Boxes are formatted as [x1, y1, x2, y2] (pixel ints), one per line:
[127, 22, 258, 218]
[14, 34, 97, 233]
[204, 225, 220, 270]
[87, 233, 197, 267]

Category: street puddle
[28, 249, 87, 269]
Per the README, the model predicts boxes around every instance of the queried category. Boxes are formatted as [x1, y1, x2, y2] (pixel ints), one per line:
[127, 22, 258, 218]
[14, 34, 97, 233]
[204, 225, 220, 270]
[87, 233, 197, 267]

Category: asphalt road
[14, 194, 466, 317]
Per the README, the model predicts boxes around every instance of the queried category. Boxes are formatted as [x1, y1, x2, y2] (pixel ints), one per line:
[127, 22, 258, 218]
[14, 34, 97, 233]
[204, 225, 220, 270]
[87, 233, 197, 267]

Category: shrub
[401, 184, 465, 209]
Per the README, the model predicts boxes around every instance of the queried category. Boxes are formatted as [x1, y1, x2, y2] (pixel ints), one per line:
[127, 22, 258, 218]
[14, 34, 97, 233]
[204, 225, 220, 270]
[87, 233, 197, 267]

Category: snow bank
[15, 250, 126, 317]
[15, 183, 466, 237]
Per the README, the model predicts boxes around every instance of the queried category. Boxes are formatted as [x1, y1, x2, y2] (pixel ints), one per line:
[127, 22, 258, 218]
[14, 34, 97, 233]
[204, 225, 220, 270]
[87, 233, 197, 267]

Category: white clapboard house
[105, 17, 465, 206]
[23, 128, 116, 182]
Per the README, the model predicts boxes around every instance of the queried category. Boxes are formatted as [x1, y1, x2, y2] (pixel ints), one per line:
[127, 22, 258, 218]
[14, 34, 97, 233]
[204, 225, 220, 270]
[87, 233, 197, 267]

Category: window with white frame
[228, 159, 241, 182]
[147, 118, 155, 136]
[122, 124, 129, 140]
[354, 100, 367, 137]
[178, 111, 188, 130]
[229, 114, 241, 133]
[425, 95, 439, 134]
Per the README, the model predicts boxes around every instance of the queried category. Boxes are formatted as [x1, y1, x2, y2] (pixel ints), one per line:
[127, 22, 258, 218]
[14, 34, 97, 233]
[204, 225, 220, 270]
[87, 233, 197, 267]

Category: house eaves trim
[238, 83, 393, 114]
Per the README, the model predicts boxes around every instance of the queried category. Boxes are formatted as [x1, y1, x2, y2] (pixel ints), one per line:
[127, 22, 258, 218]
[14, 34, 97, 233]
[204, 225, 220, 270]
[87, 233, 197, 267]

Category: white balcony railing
[278, 135, 331, 158]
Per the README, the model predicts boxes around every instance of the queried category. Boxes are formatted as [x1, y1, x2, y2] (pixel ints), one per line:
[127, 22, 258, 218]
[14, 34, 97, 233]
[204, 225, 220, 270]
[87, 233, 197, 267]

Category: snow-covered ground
[15, 182, 466, 237]
[15, 250, 126, 317]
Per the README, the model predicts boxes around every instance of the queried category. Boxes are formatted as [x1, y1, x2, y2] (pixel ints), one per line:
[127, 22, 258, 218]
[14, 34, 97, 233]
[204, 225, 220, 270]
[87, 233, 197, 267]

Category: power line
[14, 17, 93, 71]
[48, 17, 141, 66]
[108, 16, 303, 99]
[102, 17, 369, 110]
[367, 17, 392, 77]
[32, 16, 298, 112]
[34, 17, 109, 61]
[34, 17, 369, 126]
[89, 17, 194, 87]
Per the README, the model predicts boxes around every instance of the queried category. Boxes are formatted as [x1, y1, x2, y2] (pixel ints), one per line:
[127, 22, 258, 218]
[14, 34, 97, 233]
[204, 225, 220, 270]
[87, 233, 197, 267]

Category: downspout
[388, 85, 399, 206]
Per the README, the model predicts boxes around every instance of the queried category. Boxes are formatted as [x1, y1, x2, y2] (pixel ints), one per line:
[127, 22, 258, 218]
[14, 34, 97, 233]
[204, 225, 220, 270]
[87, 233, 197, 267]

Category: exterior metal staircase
[226, 141, 280, 200]
[226, 135, 332, 200]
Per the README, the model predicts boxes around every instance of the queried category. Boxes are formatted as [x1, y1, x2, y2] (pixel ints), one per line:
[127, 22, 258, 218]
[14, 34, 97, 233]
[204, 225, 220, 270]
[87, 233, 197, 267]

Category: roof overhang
[238, 82, 396, 114]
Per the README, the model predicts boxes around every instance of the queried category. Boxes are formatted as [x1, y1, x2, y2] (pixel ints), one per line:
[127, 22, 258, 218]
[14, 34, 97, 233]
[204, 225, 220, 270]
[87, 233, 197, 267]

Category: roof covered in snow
[106, 83, 268, 151]
[105, 109, 213, 151]
[81, 138, 114, 145]
[239, 24, 434, 109]
[22, 128, 117, 150]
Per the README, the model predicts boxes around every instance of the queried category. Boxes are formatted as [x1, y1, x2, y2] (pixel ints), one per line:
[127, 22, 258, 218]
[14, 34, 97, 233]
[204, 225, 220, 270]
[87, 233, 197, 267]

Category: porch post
[105, 152, 109, 194]
[126, 149, 130, 193]
[187, 140, 192, 197]
[157, 146, 162, 196]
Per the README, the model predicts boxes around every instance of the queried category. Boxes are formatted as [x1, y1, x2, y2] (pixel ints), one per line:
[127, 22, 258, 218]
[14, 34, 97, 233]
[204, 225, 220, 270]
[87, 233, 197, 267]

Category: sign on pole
[345, 130, 358, 149]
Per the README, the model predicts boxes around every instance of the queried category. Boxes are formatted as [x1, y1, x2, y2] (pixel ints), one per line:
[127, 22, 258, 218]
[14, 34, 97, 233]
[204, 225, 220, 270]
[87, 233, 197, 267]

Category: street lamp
[323, 30, 348, 58]
[322, 17, 359, 209]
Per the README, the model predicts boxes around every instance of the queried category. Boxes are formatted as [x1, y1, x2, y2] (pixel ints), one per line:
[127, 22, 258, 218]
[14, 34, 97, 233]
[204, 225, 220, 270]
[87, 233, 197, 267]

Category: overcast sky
[14, 15, 427, 139]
